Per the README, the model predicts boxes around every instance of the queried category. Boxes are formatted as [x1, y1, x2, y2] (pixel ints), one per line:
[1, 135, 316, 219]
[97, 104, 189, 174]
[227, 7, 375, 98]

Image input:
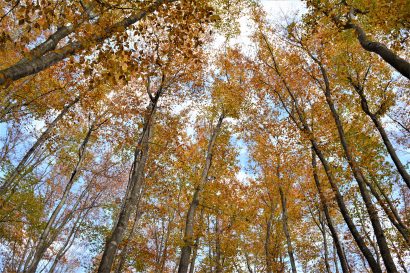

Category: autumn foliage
[0, 0, 409, 272]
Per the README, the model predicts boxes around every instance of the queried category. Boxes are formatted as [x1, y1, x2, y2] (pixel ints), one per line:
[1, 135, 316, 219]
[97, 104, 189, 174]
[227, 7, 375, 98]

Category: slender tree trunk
[0, 96, 80, 195]
[318, 62, 398, 272]
[178, 183, 201, 273]
[311, 148, 350, 273]
[97, 90, 161, 273]
[115, 186, 145, 273]
[369, 113, 410, 186]
[350, 80, 410, 188]
[273, 82, 382, 272]
[215, 215, 223, 273]
[244, 252, 254, 273]
[178, 113, 225, 273]
[278, 186, 297, 273]
[391, 242, 409, 273]
[25, 120, 94, 273]
[260, 36, 382, 273]
[188, 208, 204, 273]
[158, 211, 174, 273]
[319, 210, 332, 273]
[49, 204, 94, 273]
[370, 174, 410, 245]
[333, 243, 340, 273]
[16, 239, 31, 273]
[364, 174, 410, 245]
[265, 209, 274, 273]
[311, 140, 382, 273]
[188, 236, 200, 273]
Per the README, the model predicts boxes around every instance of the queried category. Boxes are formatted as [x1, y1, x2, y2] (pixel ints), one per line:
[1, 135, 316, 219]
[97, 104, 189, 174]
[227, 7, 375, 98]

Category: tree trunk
[278, 186, 297, 273]
[311, 140, 383, 272]
[272, 82, 382, 273]
[261, 37, 382, 273]
[0, 96, 79, 195]
[188, 208, 204, 273]
[312, 2, 410, 80]
[364, 174, 410, 245]
[115, 187, 145, 273]
[333, 243, 340, 273]
[319, 210, 332, 273]
[188, 236, 199, 273]
[97, 91, 161, 273]
[158, 212, 174, 273]
[350, 80, 410, 188]
[49, 203, 94, 273]
[215, 215, 223, 273]
[25, 120, 94, 273]
[244, 252, 254, 273]
[346, 22, 410, 80]
[318, 62, 398, 272]
[178, 113, 225, 273]
[265, 209, 274, 273]
[0, 0, 172, 86]
[311, 148, 350, 273]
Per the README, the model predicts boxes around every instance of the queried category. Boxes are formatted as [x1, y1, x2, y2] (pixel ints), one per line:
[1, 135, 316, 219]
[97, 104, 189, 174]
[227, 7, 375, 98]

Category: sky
[213, 0, 306, 55]
[262, 0, 306, 17]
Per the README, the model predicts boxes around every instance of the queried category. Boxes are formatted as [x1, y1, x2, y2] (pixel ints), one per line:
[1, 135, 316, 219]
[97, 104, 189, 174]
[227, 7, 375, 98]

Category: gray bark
[349, 79, 410, 188]
[115, 187, 145, 273]
[25, 122, 94, 273]
[319, 211, 332, 273]
[0, 0, 171, 86]
[346, 22, 410, 80]
[278, 186, 297, 273]
[314, 59, 398, 272]
[311, 148, 350, 273]
[97, 88, 162, 273]
[178, 112, 225, 273]
[188, 208, 204, 273]
[260, 34, 381, 273]
[311, 3, 410, 80]
[264, 208, 274, 273]
[0, 96, 79, 195]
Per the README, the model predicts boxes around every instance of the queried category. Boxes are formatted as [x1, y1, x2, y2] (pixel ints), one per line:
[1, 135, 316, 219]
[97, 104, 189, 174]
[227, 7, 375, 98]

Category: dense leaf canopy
[0, 0, 409, 272]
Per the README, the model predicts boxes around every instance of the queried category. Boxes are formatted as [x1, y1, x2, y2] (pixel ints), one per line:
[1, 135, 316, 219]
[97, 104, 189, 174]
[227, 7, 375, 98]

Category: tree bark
[316, 60, 398, 272]
[188, 236, 199, 273]
[278, 186, 297, 273]
[178, 112, 225, 273]
[310, 2, 410, 80]
[97, 89, 161, 273]
[260, 36, 382, 272]
[0, 0, 172, 86]
[364, 174, 410, 245]
[319, 210, 332, 273]
[188, 208, 204, 273]
[215, 215, 223, 273]
[158, 212, 173, 273]
[349, 79, 410, 188]
[265, 209, 274, 273]
[346, 22, 410, 80]
[48, 202, 95, 273]
[25, 119, 94, 273]
[244, 252, 254, 273]
[115, 186, 145, 273]
[0, 96, 80, 195]
[311, 148, 350, 273]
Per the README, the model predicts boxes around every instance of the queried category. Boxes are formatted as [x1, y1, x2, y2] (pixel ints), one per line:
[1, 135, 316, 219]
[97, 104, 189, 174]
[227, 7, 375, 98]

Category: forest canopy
[0, 0, 409, 272]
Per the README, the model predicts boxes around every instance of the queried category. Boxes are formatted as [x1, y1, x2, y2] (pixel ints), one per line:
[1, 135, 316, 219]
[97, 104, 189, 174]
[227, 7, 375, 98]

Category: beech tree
[0, 0, 408, 272]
